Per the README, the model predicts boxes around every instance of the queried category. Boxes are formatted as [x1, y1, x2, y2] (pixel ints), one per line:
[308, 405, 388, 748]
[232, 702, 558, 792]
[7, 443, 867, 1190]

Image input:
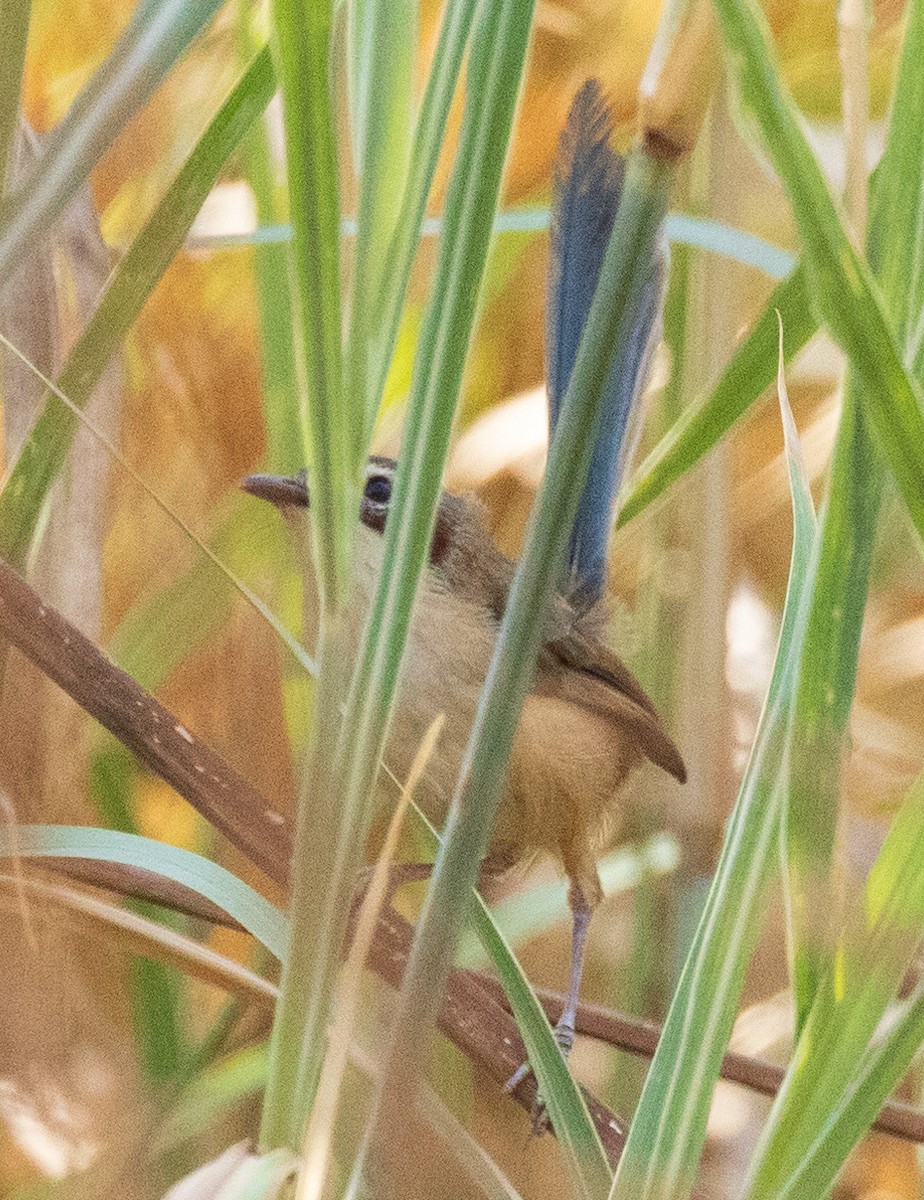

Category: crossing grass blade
[746, 764, 924, 1199]
[0, 46, 276, 567]
[0, 825, 289, 960]
[712, 0, 924, 544]
[784, 0, 924, 1031]
[344, 0, 416, 467]
[0, 0, 224, 287]
[268, 0, 351, 614]
[609, 343, 817, 1200]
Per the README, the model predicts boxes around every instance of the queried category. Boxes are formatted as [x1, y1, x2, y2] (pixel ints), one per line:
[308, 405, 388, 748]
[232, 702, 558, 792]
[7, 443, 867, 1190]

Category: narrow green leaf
[359, 0, 480, 450]
[0, 0, 30, 193]
[747, 766, 924, 1199]
[713, 0, 924, 545]
[0, 0, 223, 286]
[369, 147, 672, 1200]
[345, 0, 416, 467]
[610, 353, 817, 1200]
[269, 0, 538, 1163]
[235, 4, 300, 474]
[617, 264, 816, 528]
[0, 826, 289, 960]
[90, 746, 188, 1083]
[785, 0, 924, 1029]
[269, 0, 351, 613]
[473, 896, 613, 1196]
[0, 47, 276, 566]
[773, 986, 924, 1200]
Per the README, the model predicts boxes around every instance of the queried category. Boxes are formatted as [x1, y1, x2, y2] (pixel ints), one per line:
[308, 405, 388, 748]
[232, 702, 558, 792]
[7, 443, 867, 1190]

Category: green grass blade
[345, 0, 415, 467]
[0, 47, 276, 567]
[235, 4, 300, 474]
[269, 0, 537, 1160]
[0, 0, 223, 286]
[747, 765, 924, 1199]
[712, 0, 924, 544]
[0, 825, 288, 960]
[0, 0, 30, 193]
[359, 0, 479, 450]
[772, 987, 924, 1200]
[785, 0, 924, 1030]
[90, 745, 188, 1084]
[364, 146, 673, 1200]
[617, 264, 815, 528]
[269, 0, 351, 613]
[472, 896, 613, 1196]
[609, 358, 817, 1200]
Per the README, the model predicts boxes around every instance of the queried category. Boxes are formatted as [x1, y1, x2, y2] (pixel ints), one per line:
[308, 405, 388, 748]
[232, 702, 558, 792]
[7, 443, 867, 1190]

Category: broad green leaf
[747, 766, 924, 1199]
[618, 264, 815, 528]
[609, 351, 817, 1200]
[0, 0, 223, 286]
[712, 0, 924, 547]
[0, 46, 276, 566]
[0, 825, 288, 961]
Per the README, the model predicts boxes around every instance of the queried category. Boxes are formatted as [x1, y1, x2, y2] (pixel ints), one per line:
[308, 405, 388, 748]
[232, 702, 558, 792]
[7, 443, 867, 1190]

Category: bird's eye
[364, 474, 392, 506]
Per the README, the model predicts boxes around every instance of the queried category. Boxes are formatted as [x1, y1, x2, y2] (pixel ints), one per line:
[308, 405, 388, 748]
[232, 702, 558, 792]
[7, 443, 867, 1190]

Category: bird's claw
[503, 1021, 577, 1135]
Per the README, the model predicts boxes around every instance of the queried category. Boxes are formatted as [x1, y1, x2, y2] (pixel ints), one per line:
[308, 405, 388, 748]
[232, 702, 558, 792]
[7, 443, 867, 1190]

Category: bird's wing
[540, 632, 687, 784]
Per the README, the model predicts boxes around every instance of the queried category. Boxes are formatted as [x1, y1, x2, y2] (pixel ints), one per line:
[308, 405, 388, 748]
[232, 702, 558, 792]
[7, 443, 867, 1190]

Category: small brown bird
[243, 456, 686, 1074]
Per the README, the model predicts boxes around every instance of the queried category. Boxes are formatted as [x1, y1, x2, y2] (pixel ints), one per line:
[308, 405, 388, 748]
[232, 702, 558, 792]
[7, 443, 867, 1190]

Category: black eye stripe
[364, 474, 392, 505]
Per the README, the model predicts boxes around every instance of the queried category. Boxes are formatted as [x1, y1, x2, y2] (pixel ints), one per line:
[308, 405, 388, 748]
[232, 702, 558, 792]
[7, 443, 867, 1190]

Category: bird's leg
[555, 883, 594, 1057]
[504, 880, 597, 1130]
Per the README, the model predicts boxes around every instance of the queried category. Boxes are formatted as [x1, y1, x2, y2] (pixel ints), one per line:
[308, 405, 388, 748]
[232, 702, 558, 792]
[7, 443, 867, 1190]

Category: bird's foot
[504, 1020, 576, 1135]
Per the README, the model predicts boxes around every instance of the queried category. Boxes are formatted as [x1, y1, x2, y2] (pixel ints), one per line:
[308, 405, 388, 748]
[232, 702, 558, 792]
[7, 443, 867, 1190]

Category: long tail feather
[547, 80, 666, 601]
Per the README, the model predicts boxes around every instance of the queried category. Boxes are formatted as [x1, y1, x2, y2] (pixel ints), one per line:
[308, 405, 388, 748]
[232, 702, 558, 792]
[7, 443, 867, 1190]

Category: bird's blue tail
[547, 80, 665, 603]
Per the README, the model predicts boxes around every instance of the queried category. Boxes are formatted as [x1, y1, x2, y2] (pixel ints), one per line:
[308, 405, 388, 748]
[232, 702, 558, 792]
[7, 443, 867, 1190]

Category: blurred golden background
[1, 1, 922, 1197]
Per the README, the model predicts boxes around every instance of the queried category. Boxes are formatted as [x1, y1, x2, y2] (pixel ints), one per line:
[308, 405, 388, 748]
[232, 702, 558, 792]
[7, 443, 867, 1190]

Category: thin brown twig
[0, 556, 629, 1167]
[2, 555, 923, 1162]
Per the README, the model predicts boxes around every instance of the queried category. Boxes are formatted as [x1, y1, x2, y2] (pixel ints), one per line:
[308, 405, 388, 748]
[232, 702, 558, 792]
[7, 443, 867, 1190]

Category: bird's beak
[240, 471, 309, 508]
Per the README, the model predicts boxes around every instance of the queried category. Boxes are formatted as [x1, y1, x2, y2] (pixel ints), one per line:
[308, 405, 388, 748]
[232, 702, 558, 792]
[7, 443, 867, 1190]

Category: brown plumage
[243, 458, 685, 1077]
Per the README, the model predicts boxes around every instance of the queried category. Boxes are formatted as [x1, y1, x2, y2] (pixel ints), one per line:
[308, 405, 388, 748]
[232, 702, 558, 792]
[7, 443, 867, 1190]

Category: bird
[242, 457, 686, 1080]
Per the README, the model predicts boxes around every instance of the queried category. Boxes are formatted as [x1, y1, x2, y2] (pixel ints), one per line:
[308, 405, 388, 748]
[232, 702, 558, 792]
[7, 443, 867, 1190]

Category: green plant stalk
[610, 381, 817, 1200]
[359, 0, 480, 451]
[260, 615, 351, 1149]
[0, 0, 223, 288]
[344, 0, 416, 469]
[260, 0, 536, 1154]
[269, 0, 352, 614]
[0, 0, 30, 194]
[712, 0, 924, 544]
[0, 46, 276, 566]
[354, 148, 673, 1197]
[785, 0, 924, 1031]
